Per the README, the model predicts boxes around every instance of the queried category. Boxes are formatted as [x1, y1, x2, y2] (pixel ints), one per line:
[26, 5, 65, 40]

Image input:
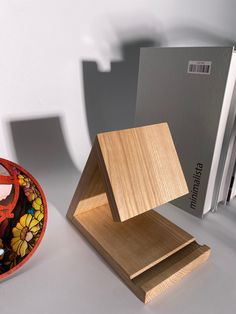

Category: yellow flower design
[11, 214, 43, 257]
[32, 197, 44, 215]
[18, 174, 31, 188]
[34, 210, 44, 222]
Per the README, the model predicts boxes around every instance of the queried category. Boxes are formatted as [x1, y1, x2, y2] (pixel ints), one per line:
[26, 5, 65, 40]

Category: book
[135, 47, 236, 217]
[229, 166, 236, 201]
[218, 116, 236, 204]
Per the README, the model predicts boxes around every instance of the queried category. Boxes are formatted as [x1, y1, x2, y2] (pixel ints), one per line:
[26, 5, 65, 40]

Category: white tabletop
[1, 167, 236, 314]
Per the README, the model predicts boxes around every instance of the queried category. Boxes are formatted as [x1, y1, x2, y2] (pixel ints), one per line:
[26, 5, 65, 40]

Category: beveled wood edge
[67, 144, 109, 220]
[69, 214, 210, 303]
[67, 138, 122, 222]
[94, 136, 121, 221]
[73, 207, 196, 280]
[142, 246, 211, 303]
[131, 237, 196, 279]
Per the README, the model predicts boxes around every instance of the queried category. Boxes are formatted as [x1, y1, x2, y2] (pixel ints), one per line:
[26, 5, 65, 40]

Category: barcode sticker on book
[187, 61, 212, 75]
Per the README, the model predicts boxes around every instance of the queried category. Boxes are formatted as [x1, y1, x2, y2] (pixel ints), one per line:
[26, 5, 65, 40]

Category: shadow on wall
[9, 116, 80, 216]
[82, 39, 161, 142]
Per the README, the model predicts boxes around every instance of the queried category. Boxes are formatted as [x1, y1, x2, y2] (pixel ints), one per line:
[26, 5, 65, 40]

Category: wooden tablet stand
[67, 123, 210, 303]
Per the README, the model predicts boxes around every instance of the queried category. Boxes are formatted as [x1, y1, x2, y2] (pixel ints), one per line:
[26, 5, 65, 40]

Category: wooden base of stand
[67, 124, 210, 303]
[71, 205, 210, 303]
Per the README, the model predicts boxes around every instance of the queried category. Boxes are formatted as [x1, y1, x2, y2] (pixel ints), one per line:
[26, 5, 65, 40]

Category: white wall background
[0, 0, 236, 172]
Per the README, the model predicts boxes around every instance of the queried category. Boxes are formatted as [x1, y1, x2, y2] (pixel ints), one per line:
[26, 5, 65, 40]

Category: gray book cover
[135, 47, 236, 217]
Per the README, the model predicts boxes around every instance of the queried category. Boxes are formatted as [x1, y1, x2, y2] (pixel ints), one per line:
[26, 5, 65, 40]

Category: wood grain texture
[71, 209, 210, 303]
[132, 241, 210, 303]
[96, 123, 188, 221]
[68, 123, 188, 222]
[74, 204, 194, 279]
[67, 145, 108, 220]
[67, 124, 210, 303]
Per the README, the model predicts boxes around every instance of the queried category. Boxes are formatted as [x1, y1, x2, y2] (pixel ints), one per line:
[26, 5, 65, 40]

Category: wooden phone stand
[67, 123, 210, 303]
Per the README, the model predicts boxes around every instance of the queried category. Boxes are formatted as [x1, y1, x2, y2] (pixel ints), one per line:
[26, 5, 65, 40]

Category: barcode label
[187, 61, 212, 75]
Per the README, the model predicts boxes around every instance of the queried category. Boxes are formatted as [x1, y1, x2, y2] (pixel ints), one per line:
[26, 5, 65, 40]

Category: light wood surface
[68, 123, 189, 222]
[96, 123, 188, 221]
[74, 204, 195, 279]
[67, 124, 210, 303]
[71, 209, 210, 303]
[67, 146, 108, 220]
[133, 241, 210, 303]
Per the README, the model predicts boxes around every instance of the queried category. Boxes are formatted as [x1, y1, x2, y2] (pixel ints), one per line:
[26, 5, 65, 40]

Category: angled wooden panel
[74, 204, 195, 279]
[67, 145, 108, 220]
[96, 123, 188, 221]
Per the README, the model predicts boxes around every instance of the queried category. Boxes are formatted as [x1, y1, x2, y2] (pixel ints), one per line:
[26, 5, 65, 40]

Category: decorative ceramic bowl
[0, 158, 47, 280]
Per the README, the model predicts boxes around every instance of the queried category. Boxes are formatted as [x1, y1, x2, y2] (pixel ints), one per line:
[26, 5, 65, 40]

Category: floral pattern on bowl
[0, 158, 47, 280]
